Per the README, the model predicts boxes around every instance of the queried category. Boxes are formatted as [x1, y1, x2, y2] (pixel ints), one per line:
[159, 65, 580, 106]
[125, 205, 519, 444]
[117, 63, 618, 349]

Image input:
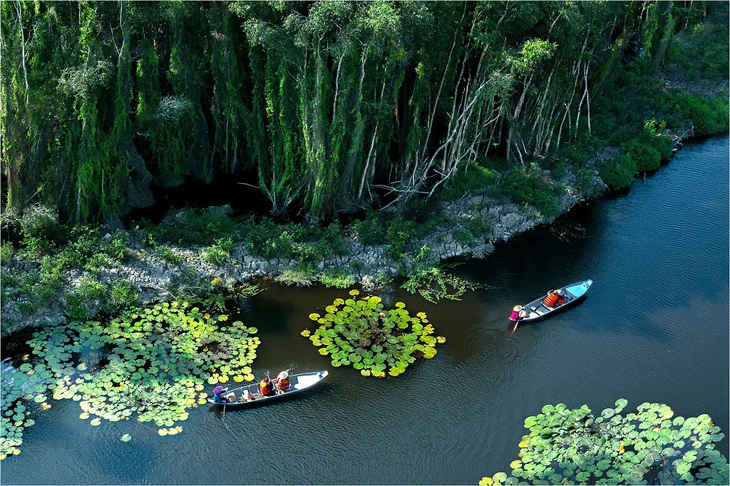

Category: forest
[3, 0, 726, 227]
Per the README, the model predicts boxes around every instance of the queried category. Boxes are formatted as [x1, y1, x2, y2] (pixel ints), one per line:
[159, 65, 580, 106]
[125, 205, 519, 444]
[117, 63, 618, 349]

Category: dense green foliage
[481, 399, 729, 485]
[3, 1, 723, 225]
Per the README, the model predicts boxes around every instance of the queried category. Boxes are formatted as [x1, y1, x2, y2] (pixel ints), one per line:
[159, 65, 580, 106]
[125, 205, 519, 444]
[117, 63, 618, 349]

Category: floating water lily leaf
[4, 300, 263, 458]
[305, 294, 443, 378]
[481, 399, 729, 485]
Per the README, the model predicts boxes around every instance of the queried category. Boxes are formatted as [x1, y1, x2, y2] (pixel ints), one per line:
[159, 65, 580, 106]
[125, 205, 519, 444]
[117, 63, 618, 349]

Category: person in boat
[543, 290, 560, 307]
[259, 376, 275, 396]
[555, 289, 567, 306]
[213, 385, 228, 404]
[274, 370, 290, 393]
[510, 305, 523, 320]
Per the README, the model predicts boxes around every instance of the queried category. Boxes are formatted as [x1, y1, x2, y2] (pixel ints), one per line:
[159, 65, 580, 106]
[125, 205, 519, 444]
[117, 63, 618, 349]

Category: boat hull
[509, 279, 593, 323]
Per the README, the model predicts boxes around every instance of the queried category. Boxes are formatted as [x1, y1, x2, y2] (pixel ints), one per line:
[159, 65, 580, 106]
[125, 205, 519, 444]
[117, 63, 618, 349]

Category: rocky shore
[1, 130, 695, 338]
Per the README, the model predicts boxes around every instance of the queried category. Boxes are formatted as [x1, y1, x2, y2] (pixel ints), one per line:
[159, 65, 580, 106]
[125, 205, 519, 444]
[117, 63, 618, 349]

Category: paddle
[511, 315, 522, 334]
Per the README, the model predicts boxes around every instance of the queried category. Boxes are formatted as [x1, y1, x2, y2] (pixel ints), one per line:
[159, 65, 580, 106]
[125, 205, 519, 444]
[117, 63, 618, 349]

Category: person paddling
[259, 376, 275, 396]
[274, 370, 290, 393]
[213, 385, 228, 404]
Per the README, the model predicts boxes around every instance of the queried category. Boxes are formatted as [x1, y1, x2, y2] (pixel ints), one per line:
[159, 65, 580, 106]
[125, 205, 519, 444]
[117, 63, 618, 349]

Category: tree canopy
[0, 1, 710, 223]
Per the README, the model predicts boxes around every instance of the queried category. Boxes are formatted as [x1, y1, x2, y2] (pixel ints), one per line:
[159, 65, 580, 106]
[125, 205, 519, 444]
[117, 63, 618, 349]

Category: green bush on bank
[620, 119, 674, 173]
[599, 154, 637, 191]
[677, 94, 730, 136]
[202, 237, 233, 266]
[351, 211, 386, 246]
[147, 207, 238, 246]
[435, 162, 497, 201]
[500, 163, 561, 217]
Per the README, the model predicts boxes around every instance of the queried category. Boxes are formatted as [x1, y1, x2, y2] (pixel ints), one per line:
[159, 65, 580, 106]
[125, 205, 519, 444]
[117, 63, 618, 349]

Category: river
[2, 135, 728, 485]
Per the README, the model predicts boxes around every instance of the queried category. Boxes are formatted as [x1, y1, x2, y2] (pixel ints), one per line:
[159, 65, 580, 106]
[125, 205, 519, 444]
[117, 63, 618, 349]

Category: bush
[435, 163, 497, 200]
[0, 242, 14, 263]
[321, 222, 348, 257]
[620, 120, 674, 173]
[599, 155, 637, 190]
[76, 275, 106, 303]
[202, 237, 233, 266]
[109, 280, 138, 310]
[385, 216, 416, 260]
[500, 164, 561, 216]
[677, 94, 730, 136]
[351, 211, 386, 246]
[150, 207, 237, 246]
[155, 244, 184, 264]
[17, 204, 65, 254]
[278, 268, 315, 287]
[621, 139, 661, 172]
[39, 256, 65, 302]
[242, 217, 280, 259]
[319, 268, 356, 289]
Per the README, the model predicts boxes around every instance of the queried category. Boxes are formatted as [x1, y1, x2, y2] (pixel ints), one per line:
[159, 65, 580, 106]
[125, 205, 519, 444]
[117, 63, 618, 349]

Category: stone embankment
[2, 127, 694, 337]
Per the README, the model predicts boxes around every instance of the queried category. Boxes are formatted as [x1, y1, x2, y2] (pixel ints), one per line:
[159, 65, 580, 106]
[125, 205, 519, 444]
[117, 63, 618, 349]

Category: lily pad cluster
[481, 399, 729, 485]
[1, 301, 259, 457]
[0, 361, 45, 459]
[302, 290, 445, 378]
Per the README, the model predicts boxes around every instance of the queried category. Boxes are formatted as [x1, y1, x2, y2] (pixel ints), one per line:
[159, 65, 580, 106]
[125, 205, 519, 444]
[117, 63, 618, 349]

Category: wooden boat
[208, 370, 328, 408]
[509, 279, 593, 323]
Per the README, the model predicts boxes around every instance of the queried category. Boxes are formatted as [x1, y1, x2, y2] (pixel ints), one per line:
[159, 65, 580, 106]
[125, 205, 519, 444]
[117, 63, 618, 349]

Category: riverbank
[1, 126, 700, 338]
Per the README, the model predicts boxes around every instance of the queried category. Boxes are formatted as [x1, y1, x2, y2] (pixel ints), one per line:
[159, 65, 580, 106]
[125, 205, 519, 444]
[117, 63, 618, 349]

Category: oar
[221, 391, 230, 431]
[511, 316, 522, 334]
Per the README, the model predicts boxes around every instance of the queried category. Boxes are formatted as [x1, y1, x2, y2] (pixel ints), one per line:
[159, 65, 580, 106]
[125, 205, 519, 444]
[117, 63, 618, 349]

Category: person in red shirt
[259, 377, 274, 396]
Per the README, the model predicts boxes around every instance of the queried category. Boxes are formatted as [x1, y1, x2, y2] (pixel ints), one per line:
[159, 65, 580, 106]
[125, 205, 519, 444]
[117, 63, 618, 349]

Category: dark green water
[2, 135, 728, 485]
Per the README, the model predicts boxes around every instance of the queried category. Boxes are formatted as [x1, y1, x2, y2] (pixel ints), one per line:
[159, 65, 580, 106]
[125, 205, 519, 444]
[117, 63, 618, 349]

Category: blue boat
[509, 279, 593, 323]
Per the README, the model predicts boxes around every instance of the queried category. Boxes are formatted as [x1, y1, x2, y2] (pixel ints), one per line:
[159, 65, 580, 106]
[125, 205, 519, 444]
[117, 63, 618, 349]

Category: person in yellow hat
[259, 376, 275, 396]
[510, 305, 524, 321]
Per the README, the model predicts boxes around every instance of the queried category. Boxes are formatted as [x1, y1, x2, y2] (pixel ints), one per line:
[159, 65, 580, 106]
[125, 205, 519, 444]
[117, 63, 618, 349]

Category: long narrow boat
[509, 279, 593, 323]
[208, 370, 328, 408]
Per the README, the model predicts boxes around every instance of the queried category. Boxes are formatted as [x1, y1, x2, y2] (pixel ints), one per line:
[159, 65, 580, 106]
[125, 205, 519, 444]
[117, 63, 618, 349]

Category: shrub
[435, 163, 497, 200]
[620, 120, 674, 173]
[278, 268, 315, 287]
[677, 94, 730, 136]
[155, 244, 184, 264]
[242, 217, 280, 259]
[500, 164, 561, 216]
[151, 207, 237, 246]
[321, 222, 348, 257]
[102, 232, 129, 264]
[385, 216, 416, 260]
[202, 237, 233, 266]
[0, 242, 14, 263]
[109, 280, 138, 310]
[17, 204, 65, 254]
[351, 211, 385, 246]
[621, 139, 661, 172]
[319, 268, 356, 289]
[599, 154, 637, 190]
[39, 256, 64, 302]
[76, 276, 106, 304]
